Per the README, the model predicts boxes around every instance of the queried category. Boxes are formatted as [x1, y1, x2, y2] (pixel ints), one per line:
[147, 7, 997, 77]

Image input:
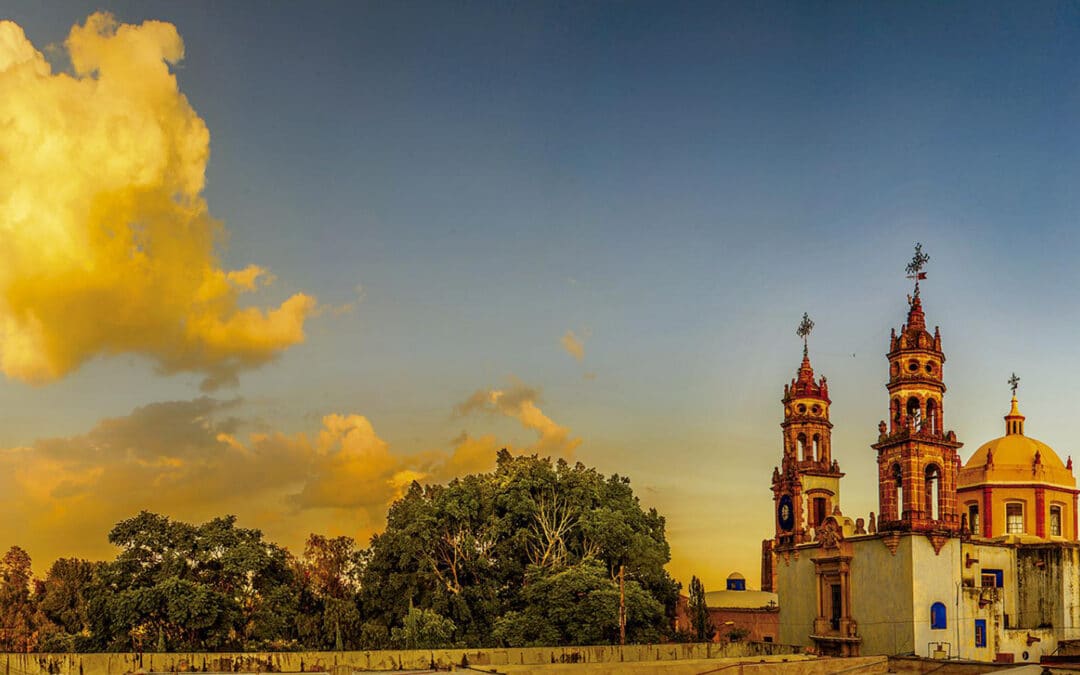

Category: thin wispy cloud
[560, 330, 587, 362]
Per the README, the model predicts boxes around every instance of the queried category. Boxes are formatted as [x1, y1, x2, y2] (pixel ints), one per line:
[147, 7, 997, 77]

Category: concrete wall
[1061, 547, 1080, 641]
[886, 655, 1066, 674]
[996, 626, 1053, 664]
[776, 547, 817, 648]
[0, 643, 802, 675]
[496, 655, 889, 675]
[707, 607, 779, 643]
[957, 583, 994, 662]
[777, 534, 926, 657]
[849, 535, 914, 657]
[952, 541, 1080, 662]
[911, 536, 960, 659]
[1016, 546, 1063, 630]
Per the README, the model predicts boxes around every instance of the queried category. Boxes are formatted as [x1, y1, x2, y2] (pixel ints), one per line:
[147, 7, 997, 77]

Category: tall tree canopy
[97, 513, 298, 651]
[360, 451, 679, 647]
[688, 575, 714, 642]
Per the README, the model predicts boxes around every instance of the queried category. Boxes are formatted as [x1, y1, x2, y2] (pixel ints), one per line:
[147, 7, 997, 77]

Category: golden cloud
[0, 381, 578, 568]
[560, 330, 586, 362]
[0, 14, 316, 390]
[455, 381, 581, 456]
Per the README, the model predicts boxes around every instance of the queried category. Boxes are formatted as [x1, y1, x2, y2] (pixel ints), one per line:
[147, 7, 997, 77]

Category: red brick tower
[771, 314, 844, 550]
[872, 245, 963, 535]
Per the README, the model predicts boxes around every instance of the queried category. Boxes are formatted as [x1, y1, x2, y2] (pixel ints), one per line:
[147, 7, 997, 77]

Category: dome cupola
[958, 374, 1078, 541]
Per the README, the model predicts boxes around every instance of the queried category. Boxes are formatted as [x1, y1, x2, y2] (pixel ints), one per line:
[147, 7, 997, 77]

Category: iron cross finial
[905, 242, 930, 299]
[796, 312, 814, 357]
[1009, 373, 1020, 397]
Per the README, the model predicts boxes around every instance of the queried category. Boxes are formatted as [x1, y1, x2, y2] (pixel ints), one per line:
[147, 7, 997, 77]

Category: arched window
[1006, 502, 1024, 534]
[893, 463, 904, 520]
[930, 602, 947, 629]
[1050, 505, 1063, 537]
[907, 397, 921, 428]
[813, 434, 821, 462]
[798, 433, 809, 461]
[968, 503, 980, 536]
[813, 497, 827, 526]
[892, 398, 901, 428]
[926, 398, 938, 434]
[925, 464, 940, 520]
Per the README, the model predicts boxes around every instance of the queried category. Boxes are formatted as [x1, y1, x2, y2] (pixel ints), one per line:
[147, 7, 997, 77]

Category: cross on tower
[905, 242, 930, 300]
[796, 312, 814, 357]
[1009, 372, 1020, 397]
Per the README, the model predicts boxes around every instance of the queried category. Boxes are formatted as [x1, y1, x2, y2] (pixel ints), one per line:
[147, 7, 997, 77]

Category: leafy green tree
[390, 604, 457, 649]
[291, 534, 366, 650]
[0, 546, 38, 652]
[35, 558, 104, 652]
[362, 451, 678, 647]
[37, 558, 96, 635]
[358, 620, 390, 650]
[687, 575, 713, 642]
[302, 534, 366, 600]
[101, 512, 297, 651]
[491, 561, 663, 646]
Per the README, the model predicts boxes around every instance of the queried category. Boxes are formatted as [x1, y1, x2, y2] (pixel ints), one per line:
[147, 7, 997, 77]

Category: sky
[3, 1, 1080, 591]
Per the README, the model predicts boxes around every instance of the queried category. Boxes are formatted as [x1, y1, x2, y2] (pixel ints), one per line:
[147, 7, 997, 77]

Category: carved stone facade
[808, 516, 860, 657]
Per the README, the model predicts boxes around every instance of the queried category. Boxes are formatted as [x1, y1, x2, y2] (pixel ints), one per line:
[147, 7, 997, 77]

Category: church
[761, 247, 1080, 665]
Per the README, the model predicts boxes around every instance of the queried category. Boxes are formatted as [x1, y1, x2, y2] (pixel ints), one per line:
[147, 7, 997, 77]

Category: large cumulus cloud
[0, 14, 316, 390]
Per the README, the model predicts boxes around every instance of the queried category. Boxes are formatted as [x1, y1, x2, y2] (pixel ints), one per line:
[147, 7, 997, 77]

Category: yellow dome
[962, 435, 1074, 490]
[959, 395, 1075, 488]
[966, 434, 1068, 471]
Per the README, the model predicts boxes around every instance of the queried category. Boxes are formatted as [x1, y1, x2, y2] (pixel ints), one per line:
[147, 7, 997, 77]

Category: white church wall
[1059, 546, 1080, 642]
[910, 536, 961, 659]
[776, 547, 817, 647]
[848, 535, 914, 656]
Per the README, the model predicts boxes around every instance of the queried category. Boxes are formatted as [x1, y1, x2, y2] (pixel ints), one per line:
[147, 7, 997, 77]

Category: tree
[687, 576, 713, 642]
[36, 558, 101, 652]
[101, 512, 298, 651]
[491, 561, 663, 646]
[0, 546, 37, 652]
[362, 452, 679, 647]
[390, 604, 456, 649]
[301, 534, 366, 600]
[292, 534, 366, 650]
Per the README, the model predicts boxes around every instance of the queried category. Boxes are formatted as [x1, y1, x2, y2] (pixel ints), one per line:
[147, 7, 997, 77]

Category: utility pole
[619, 564, 626, 646]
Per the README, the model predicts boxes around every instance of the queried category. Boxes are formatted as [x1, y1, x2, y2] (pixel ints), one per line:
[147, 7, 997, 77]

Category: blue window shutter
[930, 602, 947, 629]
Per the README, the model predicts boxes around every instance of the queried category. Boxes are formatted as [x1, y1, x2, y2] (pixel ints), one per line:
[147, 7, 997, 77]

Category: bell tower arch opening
[893, 463, 904, 520]
[925, 464, 941, 521]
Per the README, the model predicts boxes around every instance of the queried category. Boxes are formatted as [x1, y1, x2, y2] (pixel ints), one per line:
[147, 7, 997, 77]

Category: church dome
[966, 434, 1068, 471]
[960, 396, 1075, 489]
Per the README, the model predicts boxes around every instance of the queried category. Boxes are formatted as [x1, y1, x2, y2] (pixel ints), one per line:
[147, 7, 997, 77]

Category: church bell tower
[873, 244, 963, 535]
[772, 313, 844, 549]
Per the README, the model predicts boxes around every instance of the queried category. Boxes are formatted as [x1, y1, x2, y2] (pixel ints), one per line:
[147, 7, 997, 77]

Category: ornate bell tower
[772, 313, 844, 549]
[873, 244, 963, 536]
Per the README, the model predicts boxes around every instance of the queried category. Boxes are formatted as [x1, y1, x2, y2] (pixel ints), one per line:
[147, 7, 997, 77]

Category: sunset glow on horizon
[5, 3, 1080, 595]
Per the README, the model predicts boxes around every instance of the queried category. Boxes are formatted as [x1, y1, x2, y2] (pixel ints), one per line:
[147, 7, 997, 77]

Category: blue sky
[3, 1, 1080, 588]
